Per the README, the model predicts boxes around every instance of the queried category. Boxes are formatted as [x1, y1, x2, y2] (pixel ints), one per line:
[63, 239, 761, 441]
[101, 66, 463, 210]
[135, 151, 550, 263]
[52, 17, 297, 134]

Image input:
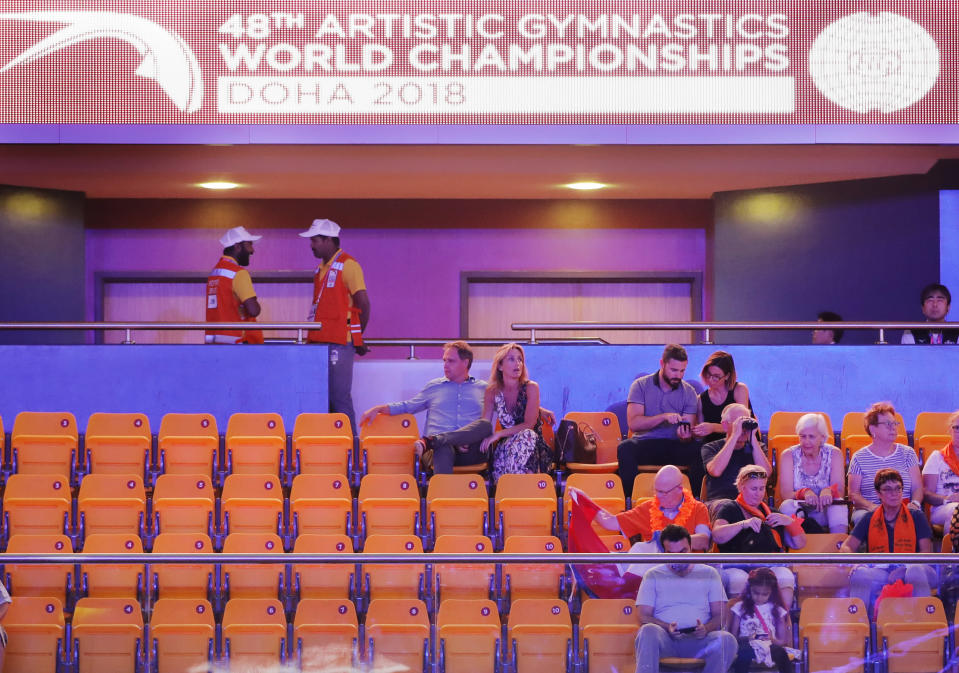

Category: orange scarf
[649, 489, 700, 533]
[867, 502, 916, 553]
[735, 494, 783, 550]
[942, 441, 959, 479]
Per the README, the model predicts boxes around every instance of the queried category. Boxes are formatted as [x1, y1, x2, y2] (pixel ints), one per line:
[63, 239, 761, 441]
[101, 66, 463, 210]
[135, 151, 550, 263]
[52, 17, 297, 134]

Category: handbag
[573, 422, 599, 464]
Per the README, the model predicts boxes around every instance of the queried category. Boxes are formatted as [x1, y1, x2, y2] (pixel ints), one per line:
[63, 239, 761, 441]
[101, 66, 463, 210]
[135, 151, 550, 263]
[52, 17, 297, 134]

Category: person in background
[729, 568, 793, 673]
[778, 413, 847, 533]
[701, 404, 771, 504]
[921, 410, 959, 537]
[693, 350, 753, 445]
[812, 311, 844, 344]
[902, 283, 957, 344]
[205, 226, 263, 344]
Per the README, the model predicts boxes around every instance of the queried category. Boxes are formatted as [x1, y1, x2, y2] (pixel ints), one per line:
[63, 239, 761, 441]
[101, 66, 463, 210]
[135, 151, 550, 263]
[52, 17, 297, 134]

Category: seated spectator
[812, 311, 844, 344]
[572, 465, 712, 552]
[701, 404, 771, 504]
[693, 350, 753, 445]
[848, 402, 923, 525]
[840, 468, 936, 610]
[635, 524, 737, 673]
[729, 568, 793, 673]
[901, 283, 958, 344]
[778, 413, 847, 533]
[711, 465, 805, 607]
[618, 344, 703, 498]
[921, 410, 959, 536]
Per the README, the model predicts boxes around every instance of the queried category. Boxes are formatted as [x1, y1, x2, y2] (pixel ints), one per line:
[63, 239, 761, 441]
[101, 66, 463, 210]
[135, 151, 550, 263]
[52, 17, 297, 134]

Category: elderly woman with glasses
[921, 410, 959, 540]
[840, 468, 935, 609]
[777, 413, 847, 533]
[712, 464, 806, 607]
[848, 402, 923, 526]
[693, 351, 754, 444]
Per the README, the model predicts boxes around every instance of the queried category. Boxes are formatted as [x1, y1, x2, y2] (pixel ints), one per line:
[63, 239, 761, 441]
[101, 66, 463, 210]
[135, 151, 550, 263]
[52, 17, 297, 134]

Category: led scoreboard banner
[0, 1, 955, 124]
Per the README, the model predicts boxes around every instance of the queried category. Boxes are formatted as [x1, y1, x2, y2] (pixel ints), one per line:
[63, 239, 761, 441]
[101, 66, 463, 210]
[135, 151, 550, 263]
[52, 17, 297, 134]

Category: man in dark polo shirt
[700, 403, 771, 505]
[617, 344, 702, 498]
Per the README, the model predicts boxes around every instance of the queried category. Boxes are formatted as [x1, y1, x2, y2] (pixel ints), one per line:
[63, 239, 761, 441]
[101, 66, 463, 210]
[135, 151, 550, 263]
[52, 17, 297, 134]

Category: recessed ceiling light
[565, 181, 607, 190]
[198, 181, 240, 190]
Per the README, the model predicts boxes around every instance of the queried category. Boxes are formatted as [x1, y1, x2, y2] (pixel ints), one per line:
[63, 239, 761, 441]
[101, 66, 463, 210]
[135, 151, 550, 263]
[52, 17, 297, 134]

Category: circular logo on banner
[201, 419, 210, 428]
[545, 542, 555, 551]
[338, 604, 348, 614]
[195, 540, 204, 550]
[538, 480, 547, 489]
[481, 606, 491, 616]
[405, 542, 414, 550]
[126, 480, 135, 489]
[333, 480, 342, 489]
[124, 604, 134, 614]
[53, 481, 62, 490]
[267, 605, 276, 615]
[809, 12, 940, 113]
[334, 420, 343, 429]
[46, 603, 55, 613]
[196, 604, 205, 614]
[623, 606, 633, 615]
[55, 540, 64, 550]
[267, 420, 276, 429]
[409, 606, 419, 616]
[400, 481, 410, 490]
[476, 542, 485, 551]
[134, 419, 142, 428]
[551, 606, 561, 615]
[469, 481, 478, 490]
[265, 540, 274, 550]
[849, 605, 858, 614]
[197, 480, 206, 489]
[60, 419, 69, 427]
[264, 481, 273, 490]
[125, 540, 134, 549]
[336, 542, 346, 551]
[402, 419, 410, 428]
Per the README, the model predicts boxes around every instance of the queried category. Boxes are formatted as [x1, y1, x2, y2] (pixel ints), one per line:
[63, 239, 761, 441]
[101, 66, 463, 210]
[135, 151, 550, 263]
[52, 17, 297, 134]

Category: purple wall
[86, 226, 707, 345]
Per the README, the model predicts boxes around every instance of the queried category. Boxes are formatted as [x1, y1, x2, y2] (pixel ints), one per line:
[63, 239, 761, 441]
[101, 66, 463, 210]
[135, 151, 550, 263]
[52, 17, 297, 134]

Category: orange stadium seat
[150, 533, 215, 602]
[365, 598, 431, 673]
[221, 533, 286, 601]
[562, 412, 622, 473]
[876, 597, 948, 673]
[799, 597, 870, 673]
[290, 534, 357, 602]
[225, 412, 286, 478]
[83, 412, 151, 480]
[4, 534, 74, 605]
[77, 474, 147, 540]
[222, 598, 289, 672]
[437, 599, 502, 673]
[501, 536, 566, 606]
[359, 412, 419, 477]
[426, 473, 490, 544]
[790, 533, 851, 606]
[79, 533, 144, 601]
[494, 474, 557, 547]
[292, 412, 354, 479]
[290, 473, 354, 540]
[3, 596, 67, 673]
[599, 534, 630, 552]
[913, 412, 952, 463]
[293, 598, 360, 672]
[157, 413, 219, 480]
[563, 473, 625, 535]
[433, 534, 496, 605]
[2, 473, 72, 539]
[631, 471, 692, 503]
[10, 411, 78, 481]
[362, 534, 427, 605]
[767, 411, 835, 464]
[507, 598, 573, 673]
[842, 411, 909, 458]
[71, 597, 145, 673]
[152, 473, 216, 539]
[358, 473, 421, 539]
[580, 599, 639, 673]
[150, 598, 216, 673]
[220, 473, 284, 538]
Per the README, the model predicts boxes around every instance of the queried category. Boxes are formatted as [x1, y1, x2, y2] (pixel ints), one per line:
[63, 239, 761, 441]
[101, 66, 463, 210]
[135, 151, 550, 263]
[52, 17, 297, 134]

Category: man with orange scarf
[841, 468, 935, 610]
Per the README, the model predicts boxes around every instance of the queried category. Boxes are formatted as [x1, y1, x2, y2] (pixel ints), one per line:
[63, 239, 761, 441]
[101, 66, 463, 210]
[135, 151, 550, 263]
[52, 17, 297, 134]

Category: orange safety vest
[307, 250, 364, 346]
[205, 256, 264, 344]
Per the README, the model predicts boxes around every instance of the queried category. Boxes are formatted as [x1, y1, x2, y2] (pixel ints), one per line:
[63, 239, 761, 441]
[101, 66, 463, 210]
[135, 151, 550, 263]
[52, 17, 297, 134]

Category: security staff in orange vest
[205, 226, 264, 344]
[299, 218, 371, 433]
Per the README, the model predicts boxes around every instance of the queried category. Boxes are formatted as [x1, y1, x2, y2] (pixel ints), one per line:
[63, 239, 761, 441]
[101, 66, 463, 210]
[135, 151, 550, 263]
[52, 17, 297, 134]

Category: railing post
[122, 329, 135, 345]
[876, 328, 888, 345]
[296, 329, 305, 344]
[408, 345, 417, 360]
[701, 328, 713, 345]
[529, 328, 537, 344]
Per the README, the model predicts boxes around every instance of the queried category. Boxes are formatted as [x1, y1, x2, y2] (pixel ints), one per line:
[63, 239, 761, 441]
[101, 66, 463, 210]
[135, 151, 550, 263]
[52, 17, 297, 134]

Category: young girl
[729, 567, 792, 673]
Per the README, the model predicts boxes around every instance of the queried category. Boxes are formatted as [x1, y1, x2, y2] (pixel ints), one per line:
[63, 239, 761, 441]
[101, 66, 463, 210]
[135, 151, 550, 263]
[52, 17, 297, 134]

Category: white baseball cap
[298, 218, 341, 238]
[219, 226, 262, 247]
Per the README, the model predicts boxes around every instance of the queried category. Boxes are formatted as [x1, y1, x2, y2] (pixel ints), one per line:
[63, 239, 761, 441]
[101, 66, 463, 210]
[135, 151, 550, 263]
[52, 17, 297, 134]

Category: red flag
[568, 490, 639, 599]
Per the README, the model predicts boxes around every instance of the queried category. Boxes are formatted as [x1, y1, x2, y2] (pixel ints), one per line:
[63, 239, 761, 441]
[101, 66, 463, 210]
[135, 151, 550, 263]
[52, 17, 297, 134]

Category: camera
[678, 420, 691, 431]
[741, 419, 759, 431]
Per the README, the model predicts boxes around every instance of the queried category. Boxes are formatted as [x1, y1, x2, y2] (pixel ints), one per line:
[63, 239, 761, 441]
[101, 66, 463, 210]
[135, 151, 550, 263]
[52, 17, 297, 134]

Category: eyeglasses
[705, 372, 727, 381]
[655, 483, 683, 496]
[874, 421, 900, 429]
[879, 485, 903, 493]
[744, 471, 767, 480]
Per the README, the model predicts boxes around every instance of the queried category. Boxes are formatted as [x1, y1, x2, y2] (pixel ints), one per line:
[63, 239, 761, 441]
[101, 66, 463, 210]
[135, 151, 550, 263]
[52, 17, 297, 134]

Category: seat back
[358, 473, 420, 538]
[507, 598, 572, 673]
[842, 411, 908, 454]
[221, 474, 284, 536]
[791, 534, 852, 605]
[72, 597, 144, 673]
[876, 596, 948, 673]
[564, 412, 622, 465]
[359, 413, 419, 476]
[222, 598, 288, 669]
[77, 474, 146, 538]
[437, 599, 501, 673]
[292, 413, 354, 476]
[292, 534, 356, 600]
[5, 534, 74, 604]
[599, 534, 630, 552]
[11, 411, 78, 478]
[433, 535, 496, 604]
[290, 473, 353, 538]
[293, 598, 359, 672]
[221, 533, 286, 600]
[153, 474, 216, 537]
[563, 474, 625, 534]
[80, 533, 144, 600]
[366, 598, 430, 673]
[579, 599, 638, 673]
[767, 411, 835, 458]
[501, 536, 564, 603]
[914, 412, 953, 461]
[157, 413, 218, 478]
[225, 412, 286, 476]
[798, 597, 870, 673]
[362, 534, 425, 602]
[3, 473, 72, 537]
[150, 533, 215, 600]
[630, 472, 692, 503]
[150, 598, 215, 673]
[3, 596, 65, 673]
[84, 412, 151, 477]
[495, 474, 557, 540]
[426, 474, 489, 540]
